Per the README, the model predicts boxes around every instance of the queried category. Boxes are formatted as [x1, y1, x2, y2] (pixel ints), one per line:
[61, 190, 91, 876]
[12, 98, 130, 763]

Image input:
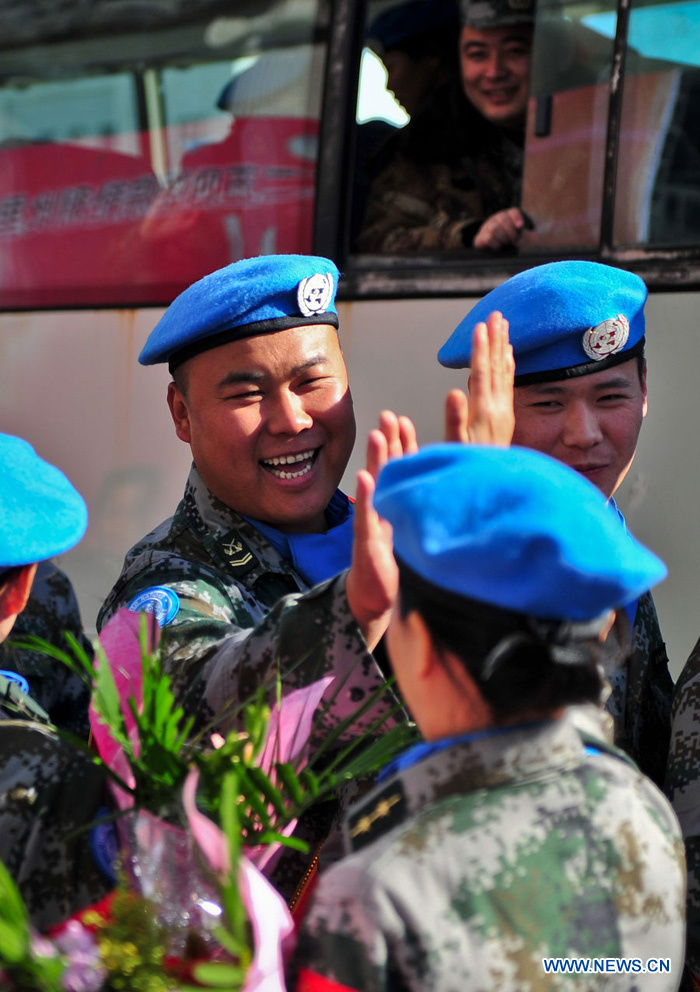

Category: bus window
[0, 0, 327, 308]
[519, 0, 617, 251]
[350, 0, 534, 255]
[612, 0, 700, 246]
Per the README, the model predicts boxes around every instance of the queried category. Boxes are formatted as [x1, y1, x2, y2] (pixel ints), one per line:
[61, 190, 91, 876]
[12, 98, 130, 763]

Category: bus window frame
[313, 0, 700, 299]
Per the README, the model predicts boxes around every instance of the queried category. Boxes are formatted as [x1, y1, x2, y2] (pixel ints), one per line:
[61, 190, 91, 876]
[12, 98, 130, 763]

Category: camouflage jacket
[293, 718, 686, 992]
[97, 465, 399, 901]
[603, 591, 674, 788]
[0, 719, 111, 932]
[665, 638, 700, 982]
[355, 80, 524, 253]
[0, 561, 92, 738]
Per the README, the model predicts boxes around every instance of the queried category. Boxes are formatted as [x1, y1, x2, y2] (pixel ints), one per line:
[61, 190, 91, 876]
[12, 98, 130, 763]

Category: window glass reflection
[613, 0, 700, 246]
[0, 0, 326, 307]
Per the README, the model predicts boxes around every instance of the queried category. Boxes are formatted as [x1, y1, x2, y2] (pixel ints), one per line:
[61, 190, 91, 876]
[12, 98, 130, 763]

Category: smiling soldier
[439, 259, 674, 787]
[356, 0, 533, 253]
[97, 254, 412, 903]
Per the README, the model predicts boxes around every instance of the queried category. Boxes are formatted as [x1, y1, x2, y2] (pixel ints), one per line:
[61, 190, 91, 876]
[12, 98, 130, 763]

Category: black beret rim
[166, 313, 340, 373]
[513, 337, 645, 386]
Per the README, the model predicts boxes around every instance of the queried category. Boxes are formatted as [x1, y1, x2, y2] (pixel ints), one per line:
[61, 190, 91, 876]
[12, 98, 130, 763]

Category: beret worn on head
[438, 260, 647, 383]
[139, 254, 341, 370]
[374, 443, 666, 621]
[461, 0, 534, 29]
[0, 434, 87, 568]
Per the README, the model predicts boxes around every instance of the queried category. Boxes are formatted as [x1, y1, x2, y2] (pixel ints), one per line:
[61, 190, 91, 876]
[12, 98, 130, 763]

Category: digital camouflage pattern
[97, 464, 400, 901]
[355, 81, 523, 252]
[0, 561, 92, 738]
[0, 718, 111, 931]
[294, 718, 686, 992]
[665, 636, 700, 983]
[603, 591, 674, 789]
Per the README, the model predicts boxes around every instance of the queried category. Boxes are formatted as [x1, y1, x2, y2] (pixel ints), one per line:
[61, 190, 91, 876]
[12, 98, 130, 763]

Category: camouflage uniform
[0, 561, 92, 738]
[97, 465, 399, 902]
[293, 718, 686, 992]
[355, 81, 523, 253]
[665, 638, 700, 984]
[0, 688, 111, 931]
[603, 592, 673, 789]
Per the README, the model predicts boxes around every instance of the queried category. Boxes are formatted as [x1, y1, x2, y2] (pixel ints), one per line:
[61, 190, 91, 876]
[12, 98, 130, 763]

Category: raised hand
[345, 469, 397, 650]
[366, 409, 419, 483]
[445, 311, 515, 446]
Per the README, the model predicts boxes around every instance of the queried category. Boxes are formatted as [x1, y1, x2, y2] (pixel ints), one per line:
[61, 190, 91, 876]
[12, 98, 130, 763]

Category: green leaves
[0, 861, 64, 989]
[4, 616, 418, 992]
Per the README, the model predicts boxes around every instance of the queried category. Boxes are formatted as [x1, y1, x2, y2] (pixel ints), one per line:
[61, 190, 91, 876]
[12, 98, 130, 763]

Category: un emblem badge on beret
[297, 272, 334, 317]
[582, 314, 630, 361]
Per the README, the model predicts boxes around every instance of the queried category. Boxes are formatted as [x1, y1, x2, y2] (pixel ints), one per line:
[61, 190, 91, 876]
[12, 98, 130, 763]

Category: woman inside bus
[292, 443, 684, 992]
[355, 0, 534, 254]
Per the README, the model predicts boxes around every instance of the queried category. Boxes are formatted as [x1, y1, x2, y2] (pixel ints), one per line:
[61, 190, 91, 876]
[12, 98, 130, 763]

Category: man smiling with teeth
[98, 254, 413, 903]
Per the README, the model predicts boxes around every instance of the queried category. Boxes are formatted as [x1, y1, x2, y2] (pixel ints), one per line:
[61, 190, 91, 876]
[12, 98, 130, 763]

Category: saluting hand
[346, 410, 418, 649]
[365, 410, 419, 482]
[444, 311, 515, 446]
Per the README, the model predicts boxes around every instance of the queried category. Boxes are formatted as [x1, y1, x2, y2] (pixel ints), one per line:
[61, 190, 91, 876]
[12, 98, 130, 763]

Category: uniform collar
[241, 490, 353, 587]
[181, 465, 353, 590]
[180, 464, 305, 589]
[345, 718, 585, 851]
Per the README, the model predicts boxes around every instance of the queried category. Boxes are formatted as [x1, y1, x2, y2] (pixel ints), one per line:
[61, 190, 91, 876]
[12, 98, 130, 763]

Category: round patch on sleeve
[128, 586, 180, 627]
[90, 808, 119, 884]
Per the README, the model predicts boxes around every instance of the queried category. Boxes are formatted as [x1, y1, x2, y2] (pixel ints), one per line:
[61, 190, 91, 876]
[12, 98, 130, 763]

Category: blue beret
[139, 254, 340, 369]
[438, 261, 647, 383]
[374, 444, 665, 621]
[0, 434, 87, 568]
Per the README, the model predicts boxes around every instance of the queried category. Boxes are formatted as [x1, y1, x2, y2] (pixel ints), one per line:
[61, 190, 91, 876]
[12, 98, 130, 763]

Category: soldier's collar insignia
[220, 531, 257, 575]
[347, 781, 407, 852]
[582, 314, 630, 361]
[128, 586, 180, 627]
[297, 272, 334, 318]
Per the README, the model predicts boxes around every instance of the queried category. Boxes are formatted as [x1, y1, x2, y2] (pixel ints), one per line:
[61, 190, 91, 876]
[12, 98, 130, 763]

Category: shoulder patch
[346, 781, 407, 852]
[0, 669, 30, 695]
[90, 808, 119, 883]
[128, 586, 180, 627]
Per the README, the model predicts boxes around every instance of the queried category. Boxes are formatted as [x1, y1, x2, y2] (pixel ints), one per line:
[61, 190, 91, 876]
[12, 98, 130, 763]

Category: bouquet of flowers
[1, 609, 413, 991]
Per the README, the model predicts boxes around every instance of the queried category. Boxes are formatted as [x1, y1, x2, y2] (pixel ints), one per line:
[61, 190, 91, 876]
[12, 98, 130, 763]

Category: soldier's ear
[0, 563, 38, 621]
[167, 381, 192, 444]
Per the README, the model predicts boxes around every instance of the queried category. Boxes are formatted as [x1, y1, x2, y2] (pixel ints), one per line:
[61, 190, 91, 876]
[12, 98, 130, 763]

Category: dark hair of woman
[0, 566, 23, 595]
[396, 559, 609, 721]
